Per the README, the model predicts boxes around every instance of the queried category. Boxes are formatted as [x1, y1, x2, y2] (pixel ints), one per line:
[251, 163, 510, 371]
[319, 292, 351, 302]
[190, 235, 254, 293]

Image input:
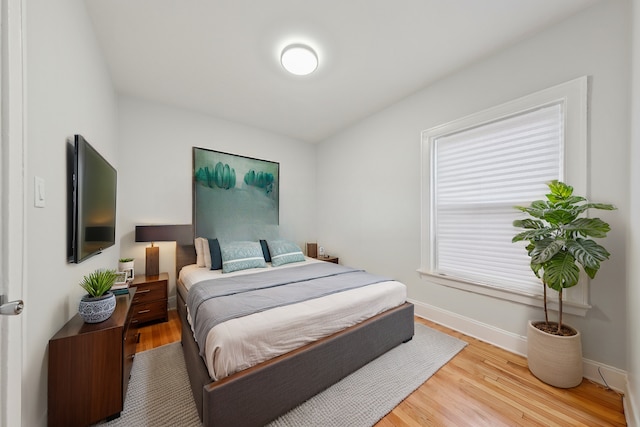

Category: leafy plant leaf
[512, 228, 553, 243]
[543, 209, 577, 225]
[512, 219, 545, 229]
[564, 218, 611, 238]
[542, 252, 580, 291]
[565, 238, 610, 270]
[547, 180, 573, 200]
[531, 238, 563, 264]
[574, 202, 616, 215]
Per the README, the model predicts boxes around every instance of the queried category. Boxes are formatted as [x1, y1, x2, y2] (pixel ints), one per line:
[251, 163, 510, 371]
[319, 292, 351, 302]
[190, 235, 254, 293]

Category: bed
[175, 241, 415, 427]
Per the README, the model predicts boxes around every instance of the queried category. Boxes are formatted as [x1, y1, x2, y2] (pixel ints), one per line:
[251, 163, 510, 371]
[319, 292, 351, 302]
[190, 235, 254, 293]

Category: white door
[0, 0, 25, 425]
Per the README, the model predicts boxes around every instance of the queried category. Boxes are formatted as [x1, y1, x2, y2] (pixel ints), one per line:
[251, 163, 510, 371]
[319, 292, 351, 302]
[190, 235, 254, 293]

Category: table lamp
[135, 224, 192, 276]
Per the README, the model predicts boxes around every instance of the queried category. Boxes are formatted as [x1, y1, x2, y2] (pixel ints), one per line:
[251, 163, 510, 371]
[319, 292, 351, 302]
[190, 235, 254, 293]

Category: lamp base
[145, 246, 159, 276]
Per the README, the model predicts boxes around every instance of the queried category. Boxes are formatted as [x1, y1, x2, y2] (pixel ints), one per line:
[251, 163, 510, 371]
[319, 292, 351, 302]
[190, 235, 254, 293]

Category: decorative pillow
[220, 241, 267, 273]
[194, 238, 205, 267]
[202, 238, 212, 269]
[208, 238, 222, 270]
[260, 239, 271, 263]
[267, 240, 306, 267]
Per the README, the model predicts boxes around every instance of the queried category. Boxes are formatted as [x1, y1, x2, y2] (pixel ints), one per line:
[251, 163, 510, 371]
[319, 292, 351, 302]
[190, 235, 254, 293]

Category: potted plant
[78, 269, 118, 323]
[512, 180, 615, 388]
[118, 257, 135, 281]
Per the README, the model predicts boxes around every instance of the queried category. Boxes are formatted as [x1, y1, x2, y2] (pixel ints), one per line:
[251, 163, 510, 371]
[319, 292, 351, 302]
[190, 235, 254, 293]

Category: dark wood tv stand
[48, 288, 137, 427]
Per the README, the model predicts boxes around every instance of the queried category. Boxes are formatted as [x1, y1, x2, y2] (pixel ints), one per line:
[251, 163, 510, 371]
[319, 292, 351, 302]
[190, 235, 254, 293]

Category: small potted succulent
[118, 257, 135, 281]
[512, 180, 615, 387]
[78, 269, 118, 323]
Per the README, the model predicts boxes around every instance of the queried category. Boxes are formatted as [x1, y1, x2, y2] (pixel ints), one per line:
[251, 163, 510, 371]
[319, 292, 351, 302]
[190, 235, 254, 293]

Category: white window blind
[432, 103, 562, 294]
[420, 77, 589, 313]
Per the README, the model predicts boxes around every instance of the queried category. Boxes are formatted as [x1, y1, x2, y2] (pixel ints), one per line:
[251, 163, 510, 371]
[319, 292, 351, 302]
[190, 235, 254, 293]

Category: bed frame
[175, 243, 415, 427]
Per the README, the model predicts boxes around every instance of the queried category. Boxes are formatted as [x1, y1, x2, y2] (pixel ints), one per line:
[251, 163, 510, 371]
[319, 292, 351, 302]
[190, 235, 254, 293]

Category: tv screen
[68, 134, 117, 263]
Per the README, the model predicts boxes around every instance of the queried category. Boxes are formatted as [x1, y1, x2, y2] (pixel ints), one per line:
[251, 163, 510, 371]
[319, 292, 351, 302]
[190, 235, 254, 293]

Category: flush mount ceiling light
[280, 44, 318, 76]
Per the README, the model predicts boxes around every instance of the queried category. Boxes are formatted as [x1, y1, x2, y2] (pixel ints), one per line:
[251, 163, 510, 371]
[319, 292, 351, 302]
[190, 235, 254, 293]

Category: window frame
[418, 76, 590, 315]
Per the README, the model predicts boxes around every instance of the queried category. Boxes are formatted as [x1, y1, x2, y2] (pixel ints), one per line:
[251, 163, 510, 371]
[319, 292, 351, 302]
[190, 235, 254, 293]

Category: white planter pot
[118, 260, 135, 280]
[78, 292, 116, 323]
[527, 320, 583, 388]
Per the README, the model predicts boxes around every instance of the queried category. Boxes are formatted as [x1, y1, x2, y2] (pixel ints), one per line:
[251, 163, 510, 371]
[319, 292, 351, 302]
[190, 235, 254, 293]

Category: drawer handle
[138, 309, 151, 314]
[137, 289, 151, 294]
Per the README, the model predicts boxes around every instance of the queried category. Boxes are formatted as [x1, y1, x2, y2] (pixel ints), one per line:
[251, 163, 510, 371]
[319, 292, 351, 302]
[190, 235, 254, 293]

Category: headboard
[181, 148, 280, 280]
[176, 243, 196, 280]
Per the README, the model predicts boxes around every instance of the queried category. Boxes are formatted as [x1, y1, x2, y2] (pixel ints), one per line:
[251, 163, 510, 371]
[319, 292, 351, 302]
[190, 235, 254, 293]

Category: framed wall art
[193, 147, 280, 241]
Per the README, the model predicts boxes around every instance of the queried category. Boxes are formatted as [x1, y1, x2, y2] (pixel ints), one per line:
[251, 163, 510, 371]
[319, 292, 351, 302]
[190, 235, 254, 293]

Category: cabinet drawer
[123, 318, 138, 398]
[131, 300, 167, 325]
[131, 283, 167, 305]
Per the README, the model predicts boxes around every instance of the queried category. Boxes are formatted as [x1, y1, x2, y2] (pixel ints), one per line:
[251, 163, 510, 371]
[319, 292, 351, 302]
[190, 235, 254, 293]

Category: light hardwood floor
[136, 310, 626, 426]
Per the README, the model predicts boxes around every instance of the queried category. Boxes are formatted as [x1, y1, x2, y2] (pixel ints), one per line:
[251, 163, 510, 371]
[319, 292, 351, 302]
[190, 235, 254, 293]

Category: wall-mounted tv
[68, 134, 117, 263]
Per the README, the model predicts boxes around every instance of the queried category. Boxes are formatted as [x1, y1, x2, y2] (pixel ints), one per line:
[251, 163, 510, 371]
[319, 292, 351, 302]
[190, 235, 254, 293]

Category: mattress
[179, 258, 407, 380]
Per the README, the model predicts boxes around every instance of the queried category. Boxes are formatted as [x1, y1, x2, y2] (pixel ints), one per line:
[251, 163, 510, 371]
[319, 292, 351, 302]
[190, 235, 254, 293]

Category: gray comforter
[186, 262, 391, 356]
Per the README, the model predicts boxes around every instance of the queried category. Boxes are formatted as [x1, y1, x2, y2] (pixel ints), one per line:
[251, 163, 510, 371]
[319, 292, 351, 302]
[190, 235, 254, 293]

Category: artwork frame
[113, 271, 128, 287]
[192, 147, 279, 241]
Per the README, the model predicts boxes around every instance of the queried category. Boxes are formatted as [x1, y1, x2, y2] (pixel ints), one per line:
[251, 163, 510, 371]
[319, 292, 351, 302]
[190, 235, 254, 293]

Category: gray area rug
[96, 323, 467, 427]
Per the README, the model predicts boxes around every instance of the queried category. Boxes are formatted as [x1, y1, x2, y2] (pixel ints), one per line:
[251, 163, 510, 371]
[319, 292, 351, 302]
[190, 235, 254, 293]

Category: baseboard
[410, 299, 629, 394]
[582, 357, 628, 393]
[168, 295, 177, 310]
[410, 298, 528, 356]
[625, 384, 639, 427]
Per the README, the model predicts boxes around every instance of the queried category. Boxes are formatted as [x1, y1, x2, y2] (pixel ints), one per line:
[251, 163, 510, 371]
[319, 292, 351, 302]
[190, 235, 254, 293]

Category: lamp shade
[135, 224, 193, 244]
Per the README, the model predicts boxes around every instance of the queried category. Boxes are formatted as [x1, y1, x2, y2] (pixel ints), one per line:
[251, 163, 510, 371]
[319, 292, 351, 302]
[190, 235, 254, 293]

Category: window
[419, 77, 589, 314]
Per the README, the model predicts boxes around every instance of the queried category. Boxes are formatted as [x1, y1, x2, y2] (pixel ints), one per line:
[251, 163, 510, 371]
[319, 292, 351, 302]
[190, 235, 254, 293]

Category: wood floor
[136, 310, 626, 426]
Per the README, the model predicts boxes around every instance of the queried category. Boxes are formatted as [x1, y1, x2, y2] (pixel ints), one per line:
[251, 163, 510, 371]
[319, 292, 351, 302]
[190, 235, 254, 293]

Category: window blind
[432, 103, 563, 294]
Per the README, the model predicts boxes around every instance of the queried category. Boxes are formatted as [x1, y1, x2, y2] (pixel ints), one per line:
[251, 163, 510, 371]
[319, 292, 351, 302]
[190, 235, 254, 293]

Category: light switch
[34, 176, 45, 208]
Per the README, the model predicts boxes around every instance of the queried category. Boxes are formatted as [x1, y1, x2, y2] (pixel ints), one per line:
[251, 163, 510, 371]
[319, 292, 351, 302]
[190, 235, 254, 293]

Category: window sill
[416, 269, 591, 317]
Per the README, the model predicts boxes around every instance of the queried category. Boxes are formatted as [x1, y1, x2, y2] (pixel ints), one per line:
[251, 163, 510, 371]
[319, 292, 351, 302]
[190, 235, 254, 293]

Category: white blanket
[179, 259, 407, 380]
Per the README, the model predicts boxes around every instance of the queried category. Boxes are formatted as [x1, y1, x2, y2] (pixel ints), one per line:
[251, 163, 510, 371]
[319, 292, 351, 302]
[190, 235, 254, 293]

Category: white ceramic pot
[78, 292, 116, 323]
[527, 320, 583, 388]
[118, 260, 135, 280]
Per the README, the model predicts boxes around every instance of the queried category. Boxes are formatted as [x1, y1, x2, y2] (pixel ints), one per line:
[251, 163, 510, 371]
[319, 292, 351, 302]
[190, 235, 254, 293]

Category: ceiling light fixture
[280, 44, 318, 76]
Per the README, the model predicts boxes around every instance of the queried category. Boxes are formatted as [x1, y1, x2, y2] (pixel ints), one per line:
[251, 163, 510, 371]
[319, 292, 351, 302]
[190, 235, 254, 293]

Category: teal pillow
[267, 240, 306, 267]
[208, 238, 223, 270]
[220, 241, 267, 273]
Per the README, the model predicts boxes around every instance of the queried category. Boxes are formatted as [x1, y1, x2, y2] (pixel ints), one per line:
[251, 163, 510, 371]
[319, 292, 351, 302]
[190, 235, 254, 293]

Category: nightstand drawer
[131, 283, 166, 305]
[131, 300, 167, 325]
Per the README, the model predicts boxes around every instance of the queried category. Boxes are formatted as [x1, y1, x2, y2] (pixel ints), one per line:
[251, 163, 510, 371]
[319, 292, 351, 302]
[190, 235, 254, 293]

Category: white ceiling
[84, 0, 599, 143]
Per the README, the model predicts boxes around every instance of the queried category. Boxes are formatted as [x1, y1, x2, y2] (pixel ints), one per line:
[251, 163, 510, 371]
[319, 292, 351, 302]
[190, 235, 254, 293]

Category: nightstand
[317, 255, 339, 264]
[130, 272, 168, 326]
[48, 289, 137, 426]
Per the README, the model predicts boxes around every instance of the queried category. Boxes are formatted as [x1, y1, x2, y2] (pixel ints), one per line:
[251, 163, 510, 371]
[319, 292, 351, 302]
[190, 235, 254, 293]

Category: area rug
[97, 323, 467, 427]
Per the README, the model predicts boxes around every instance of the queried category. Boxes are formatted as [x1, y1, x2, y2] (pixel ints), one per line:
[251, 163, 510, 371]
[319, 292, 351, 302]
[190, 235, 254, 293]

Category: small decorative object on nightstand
[118, 258, 135, 281]
[317, 255, 339, 264]
[77, 269, 118, 323]
[130, 272, 168, 326]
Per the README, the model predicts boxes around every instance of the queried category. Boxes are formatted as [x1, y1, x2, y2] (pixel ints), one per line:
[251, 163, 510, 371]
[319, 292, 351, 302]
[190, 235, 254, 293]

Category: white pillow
[194, 238, 205, 267]
[202, 238, 212, 269]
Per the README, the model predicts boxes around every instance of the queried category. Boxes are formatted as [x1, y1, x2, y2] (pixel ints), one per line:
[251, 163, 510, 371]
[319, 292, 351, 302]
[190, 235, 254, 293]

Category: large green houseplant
[512, 180, 615, 387]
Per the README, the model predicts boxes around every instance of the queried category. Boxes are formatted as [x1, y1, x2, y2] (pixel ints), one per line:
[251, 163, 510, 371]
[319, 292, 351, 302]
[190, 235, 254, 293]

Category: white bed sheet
[180, 258, 407, 381]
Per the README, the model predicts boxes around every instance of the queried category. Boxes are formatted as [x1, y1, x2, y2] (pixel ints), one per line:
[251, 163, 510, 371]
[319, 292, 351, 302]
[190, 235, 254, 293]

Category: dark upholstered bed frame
[175, 243, 415, 427]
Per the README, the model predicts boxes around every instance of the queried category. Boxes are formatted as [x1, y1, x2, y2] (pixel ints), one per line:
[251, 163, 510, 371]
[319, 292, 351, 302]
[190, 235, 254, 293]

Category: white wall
[116, 96, 317, 305]
[24, 0, 119, 425]
[317, 0, 630, 371]
[627, 0, 640, 423]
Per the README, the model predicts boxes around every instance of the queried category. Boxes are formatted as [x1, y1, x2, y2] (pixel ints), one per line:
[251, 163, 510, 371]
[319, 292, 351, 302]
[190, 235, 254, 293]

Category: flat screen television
[67, 134, 117, 263]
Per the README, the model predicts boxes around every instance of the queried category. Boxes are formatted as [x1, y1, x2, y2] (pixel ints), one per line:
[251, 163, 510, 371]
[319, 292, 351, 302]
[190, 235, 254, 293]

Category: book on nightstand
[111, 282, 130, 295]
